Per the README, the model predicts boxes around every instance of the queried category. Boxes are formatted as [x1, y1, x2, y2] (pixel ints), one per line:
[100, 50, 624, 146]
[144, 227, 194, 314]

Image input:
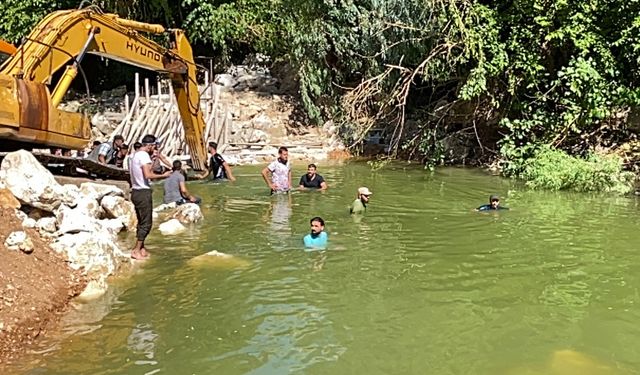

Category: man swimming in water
[476, 194, 509, 211]
[303, 217, 328, 249]
[350, 187, 372, 214]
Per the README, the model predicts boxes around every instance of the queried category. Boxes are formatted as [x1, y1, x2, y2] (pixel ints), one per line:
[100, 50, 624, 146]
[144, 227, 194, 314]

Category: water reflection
[264, 194, 293, 249]
[127, 323, 159, 366]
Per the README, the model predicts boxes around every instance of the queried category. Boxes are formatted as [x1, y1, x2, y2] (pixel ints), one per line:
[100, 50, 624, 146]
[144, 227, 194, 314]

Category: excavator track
[0, 152, 130, 181]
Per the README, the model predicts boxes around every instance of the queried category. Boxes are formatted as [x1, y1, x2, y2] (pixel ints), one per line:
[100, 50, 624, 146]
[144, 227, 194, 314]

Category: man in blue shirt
[303, 216, 328, 249]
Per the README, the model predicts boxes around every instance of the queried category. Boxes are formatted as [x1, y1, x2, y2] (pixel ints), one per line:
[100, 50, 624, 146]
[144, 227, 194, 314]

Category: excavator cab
[0, 40, 16, 64]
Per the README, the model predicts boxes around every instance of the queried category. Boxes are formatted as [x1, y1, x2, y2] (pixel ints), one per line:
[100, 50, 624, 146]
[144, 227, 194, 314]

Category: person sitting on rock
[163, 160, 201, 205]
[299, 163, 328, 190]
[197, 141, 236, 181]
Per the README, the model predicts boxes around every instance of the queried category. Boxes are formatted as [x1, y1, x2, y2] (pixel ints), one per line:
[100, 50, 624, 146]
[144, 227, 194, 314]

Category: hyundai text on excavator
[0, 7, 208, 178]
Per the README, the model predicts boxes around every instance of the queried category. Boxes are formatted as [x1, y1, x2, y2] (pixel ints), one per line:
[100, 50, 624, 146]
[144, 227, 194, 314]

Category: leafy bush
[517, 147, 634, 194]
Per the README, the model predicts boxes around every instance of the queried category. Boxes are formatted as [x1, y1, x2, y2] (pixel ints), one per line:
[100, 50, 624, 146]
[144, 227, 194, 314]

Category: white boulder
[55, 205, 100, 234]
[22, 217, 37, 229]
[36, 217, 58, 233]
[101, 218, 125, 236]
[74, 196, 104, 219]
[171, 203, 203, 224]
[4, 231, 34, 253]
[79, 182, 124, 201]
[101, 195, 137, 231]
[158, 219, 186, 235]
[59, 185, 81, 207]
[0, 150, 65, 212]
[50, 230, 128, 297]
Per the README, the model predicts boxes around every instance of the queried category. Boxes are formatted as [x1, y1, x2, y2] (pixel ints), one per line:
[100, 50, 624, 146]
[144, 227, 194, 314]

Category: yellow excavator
[0, 7, 208, 175]
[0, 40, 17, 60]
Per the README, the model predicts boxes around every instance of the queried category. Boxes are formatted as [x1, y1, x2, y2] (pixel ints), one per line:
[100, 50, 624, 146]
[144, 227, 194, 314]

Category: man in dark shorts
[198, 142, 236, 181]
[298, 163, 328, 190]
[476, 195, 509, 211]
[129, 134, 171, 260]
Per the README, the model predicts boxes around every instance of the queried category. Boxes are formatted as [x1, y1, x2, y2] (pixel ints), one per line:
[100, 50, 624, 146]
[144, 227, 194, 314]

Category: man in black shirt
[299, 163, 328, 190]
[476, 194, 509, 211]
[198, 142, 236, 181]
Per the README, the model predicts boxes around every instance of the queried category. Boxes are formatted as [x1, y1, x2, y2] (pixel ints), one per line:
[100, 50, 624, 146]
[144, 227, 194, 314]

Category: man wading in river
[129, 134, 171, 260]
[350, 187, 372, 214]
[262, 146, 292, 194]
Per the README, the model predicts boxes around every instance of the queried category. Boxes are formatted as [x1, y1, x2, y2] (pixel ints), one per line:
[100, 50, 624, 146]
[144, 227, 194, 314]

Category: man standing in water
[476, 194, 509, 211]
[198, 141, 236, 181]
[350, 187, 372, 214]
[298, 163, 328, 190]
[303, 217, 328, 249]
[262, 146, 291, 194]
[129, 134, 171, 260]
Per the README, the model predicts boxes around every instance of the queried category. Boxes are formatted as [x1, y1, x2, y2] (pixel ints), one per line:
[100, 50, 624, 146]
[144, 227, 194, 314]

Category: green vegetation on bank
[2, 0, 640, 192]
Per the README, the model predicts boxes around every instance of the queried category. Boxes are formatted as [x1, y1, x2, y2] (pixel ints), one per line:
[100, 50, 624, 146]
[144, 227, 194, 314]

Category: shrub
[518, 147, 634, 194]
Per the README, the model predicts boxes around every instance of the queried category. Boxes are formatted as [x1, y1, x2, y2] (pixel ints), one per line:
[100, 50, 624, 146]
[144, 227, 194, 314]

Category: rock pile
[0, 150, 134, 299]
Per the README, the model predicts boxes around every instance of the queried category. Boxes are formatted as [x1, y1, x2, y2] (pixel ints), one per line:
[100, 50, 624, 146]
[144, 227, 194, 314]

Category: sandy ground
[0, 208, 86, 365]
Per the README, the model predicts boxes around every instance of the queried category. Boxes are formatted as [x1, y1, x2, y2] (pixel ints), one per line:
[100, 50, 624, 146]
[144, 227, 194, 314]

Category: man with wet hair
[303, 216, 328, 249]
[198, 141, 236, 181]
[129, 134, 171, 260]
[299, 163, 328, 190]
[476, 194, 509, 211]
[262, 146, 291, 194]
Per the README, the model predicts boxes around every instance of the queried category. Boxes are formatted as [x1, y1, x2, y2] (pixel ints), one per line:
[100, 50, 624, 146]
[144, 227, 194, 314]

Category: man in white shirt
[261, 146, 291, 194]
[129, 134, 171, 260]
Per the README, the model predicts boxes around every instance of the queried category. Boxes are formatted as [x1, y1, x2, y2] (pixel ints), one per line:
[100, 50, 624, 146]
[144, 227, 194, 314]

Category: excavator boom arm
[0, 9, 207, 170]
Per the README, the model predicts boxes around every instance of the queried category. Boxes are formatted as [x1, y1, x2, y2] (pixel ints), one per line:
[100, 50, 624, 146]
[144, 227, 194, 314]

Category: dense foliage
[2, 0, 640, 192]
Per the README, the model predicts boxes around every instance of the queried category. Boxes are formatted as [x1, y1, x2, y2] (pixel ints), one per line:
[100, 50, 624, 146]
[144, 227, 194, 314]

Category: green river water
[7, 162, 640, 374]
